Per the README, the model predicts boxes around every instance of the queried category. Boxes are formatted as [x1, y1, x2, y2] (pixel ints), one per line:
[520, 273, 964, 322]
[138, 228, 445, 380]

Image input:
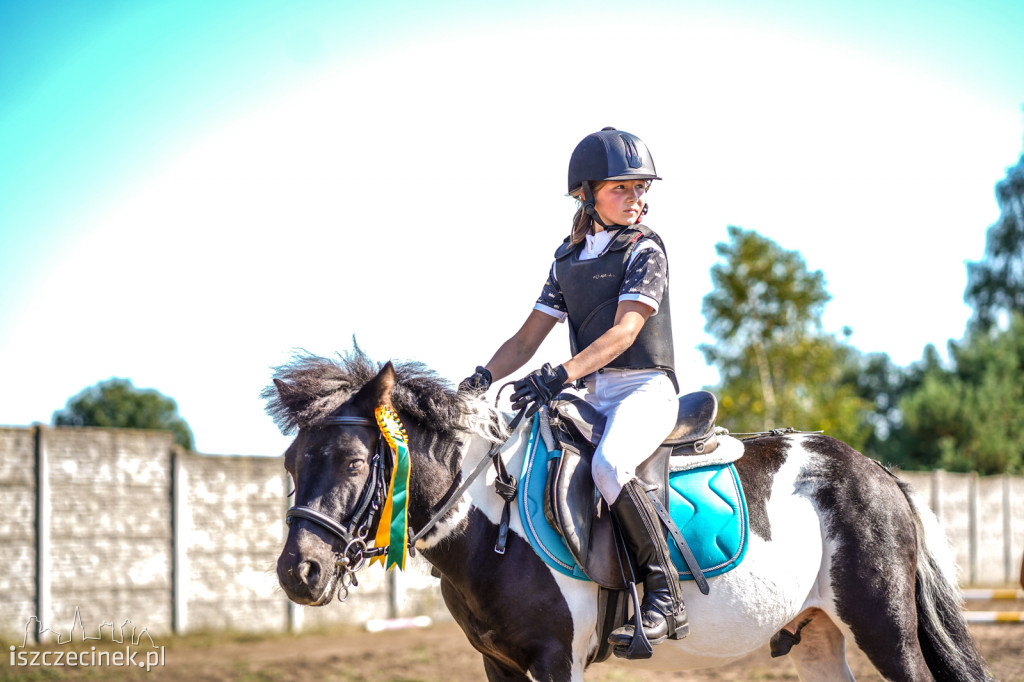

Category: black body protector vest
[553, 224, 678, 391]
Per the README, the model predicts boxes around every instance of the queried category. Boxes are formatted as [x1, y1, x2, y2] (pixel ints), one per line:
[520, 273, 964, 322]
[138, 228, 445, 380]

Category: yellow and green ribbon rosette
[372, 405, 412, 571]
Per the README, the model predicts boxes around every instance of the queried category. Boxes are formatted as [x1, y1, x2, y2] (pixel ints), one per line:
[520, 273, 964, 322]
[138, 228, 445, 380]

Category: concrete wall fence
[1, 425, 1021, 641]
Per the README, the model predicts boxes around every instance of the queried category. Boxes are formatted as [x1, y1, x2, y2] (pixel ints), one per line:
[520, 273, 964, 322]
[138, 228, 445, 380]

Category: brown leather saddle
[542, 391, 719, 591]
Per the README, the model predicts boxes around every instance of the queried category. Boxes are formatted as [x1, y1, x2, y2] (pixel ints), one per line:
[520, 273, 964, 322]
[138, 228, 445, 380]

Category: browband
[320, 416, 375, 426]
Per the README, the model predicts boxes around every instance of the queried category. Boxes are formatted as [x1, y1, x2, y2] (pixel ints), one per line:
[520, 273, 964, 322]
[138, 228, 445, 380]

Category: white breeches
[583, 369, 678, 503]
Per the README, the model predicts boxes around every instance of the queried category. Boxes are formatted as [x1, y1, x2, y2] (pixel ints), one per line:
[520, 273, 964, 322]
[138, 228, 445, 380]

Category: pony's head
[264, 349, 469, 606]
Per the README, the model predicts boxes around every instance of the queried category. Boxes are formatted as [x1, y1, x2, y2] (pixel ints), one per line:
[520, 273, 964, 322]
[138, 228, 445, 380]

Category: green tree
[965, 152, 1024, 330]
[887, 148, 1024, 474]
[843, 350, 910, 462]
[53, 378, 195, 450]
[702, 226, 873, 448]
[897, 315, 1024, 474]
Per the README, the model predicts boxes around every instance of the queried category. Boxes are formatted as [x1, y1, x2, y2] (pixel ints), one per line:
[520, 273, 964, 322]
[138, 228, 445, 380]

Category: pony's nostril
[297, 560, 320, 585]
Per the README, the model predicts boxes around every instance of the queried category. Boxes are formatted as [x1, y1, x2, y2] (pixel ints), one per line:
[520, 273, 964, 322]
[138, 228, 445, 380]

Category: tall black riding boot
[607, 479, 688, 648]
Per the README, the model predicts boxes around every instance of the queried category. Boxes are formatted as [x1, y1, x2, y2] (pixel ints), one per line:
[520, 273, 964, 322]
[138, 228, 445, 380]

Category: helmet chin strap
[581, 180, 611, 230]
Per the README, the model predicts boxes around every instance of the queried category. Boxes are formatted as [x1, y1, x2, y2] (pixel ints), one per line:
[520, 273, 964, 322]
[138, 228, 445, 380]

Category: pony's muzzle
[277, 527, 337, 605]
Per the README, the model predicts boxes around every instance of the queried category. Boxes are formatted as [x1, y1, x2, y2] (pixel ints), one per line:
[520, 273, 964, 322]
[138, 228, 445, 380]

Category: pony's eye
[346, 460, 363, 475]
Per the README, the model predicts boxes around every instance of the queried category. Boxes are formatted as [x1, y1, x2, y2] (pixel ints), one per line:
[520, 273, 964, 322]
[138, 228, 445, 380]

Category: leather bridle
[284, 407, 523, 601]
[285, 415, 391, 601]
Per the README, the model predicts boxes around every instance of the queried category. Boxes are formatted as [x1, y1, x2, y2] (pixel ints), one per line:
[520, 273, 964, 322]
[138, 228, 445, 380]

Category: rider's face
[592, 179, 649, 229]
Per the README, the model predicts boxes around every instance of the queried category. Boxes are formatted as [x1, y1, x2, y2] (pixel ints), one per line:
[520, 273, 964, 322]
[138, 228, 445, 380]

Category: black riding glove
[458, 366, 493, 394]
[510, 363, 569, 417]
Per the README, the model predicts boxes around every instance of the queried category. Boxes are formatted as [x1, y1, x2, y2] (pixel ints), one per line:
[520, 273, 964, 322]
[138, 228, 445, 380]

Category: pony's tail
[899, 481, 993, 681]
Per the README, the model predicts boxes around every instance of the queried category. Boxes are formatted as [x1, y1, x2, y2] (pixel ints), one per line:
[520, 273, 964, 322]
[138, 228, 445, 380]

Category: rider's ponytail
[568, 182, 605, 245]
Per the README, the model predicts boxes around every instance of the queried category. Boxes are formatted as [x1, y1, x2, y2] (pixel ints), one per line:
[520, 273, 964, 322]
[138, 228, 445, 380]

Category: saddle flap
[545, 443, 595, 561]
[544, 438, 670, 590]
[550, 394, 605, 445]
[545, 442, 625, 589]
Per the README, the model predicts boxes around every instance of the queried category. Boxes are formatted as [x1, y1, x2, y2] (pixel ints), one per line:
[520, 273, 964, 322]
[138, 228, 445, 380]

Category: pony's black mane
[262, 347, 468, 438]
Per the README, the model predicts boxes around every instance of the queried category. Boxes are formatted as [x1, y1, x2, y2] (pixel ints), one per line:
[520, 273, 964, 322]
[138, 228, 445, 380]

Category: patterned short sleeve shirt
[534, 231, 668, 322]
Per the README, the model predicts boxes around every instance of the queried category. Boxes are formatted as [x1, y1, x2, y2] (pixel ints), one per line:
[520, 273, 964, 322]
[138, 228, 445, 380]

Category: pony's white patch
[551, 570, 598, 682]
[461, 396, 510, 446]
[411, 399, 514, 550]
[413, 496, 472, 552]
[606, 437, 829, 672]
[464, 419, 531, 535]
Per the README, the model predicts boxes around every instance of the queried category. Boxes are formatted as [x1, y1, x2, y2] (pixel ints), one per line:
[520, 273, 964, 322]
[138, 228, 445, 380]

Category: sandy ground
[3, 618, 1021, 681]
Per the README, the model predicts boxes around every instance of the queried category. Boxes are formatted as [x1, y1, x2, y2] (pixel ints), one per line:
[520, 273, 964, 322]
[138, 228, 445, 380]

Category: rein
[409, 402, 525, 555]
[285, 408, 522, 601]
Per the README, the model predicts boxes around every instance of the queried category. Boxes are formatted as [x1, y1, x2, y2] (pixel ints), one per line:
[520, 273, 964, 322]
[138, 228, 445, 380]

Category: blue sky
[1, 0, 1022, 456]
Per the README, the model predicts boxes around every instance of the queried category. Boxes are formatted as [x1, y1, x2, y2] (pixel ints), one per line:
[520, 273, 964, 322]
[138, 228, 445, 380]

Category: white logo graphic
[9, 607, 165, 672]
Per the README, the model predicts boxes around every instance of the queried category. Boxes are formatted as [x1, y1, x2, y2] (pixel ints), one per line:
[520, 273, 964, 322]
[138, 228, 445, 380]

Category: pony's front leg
[482, 655, 530, 681]
[482, 649, 582, 682]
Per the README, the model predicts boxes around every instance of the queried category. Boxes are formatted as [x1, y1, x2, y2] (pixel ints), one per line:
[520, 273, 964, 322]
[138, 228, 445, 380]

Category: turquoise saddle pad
[517, 416, 749, 582]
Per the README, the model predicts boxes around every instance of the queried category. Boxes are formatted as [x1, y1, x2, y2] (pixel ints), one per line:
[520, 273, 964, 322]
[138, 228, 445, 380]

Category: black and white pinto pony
[269, 351, 990, 681]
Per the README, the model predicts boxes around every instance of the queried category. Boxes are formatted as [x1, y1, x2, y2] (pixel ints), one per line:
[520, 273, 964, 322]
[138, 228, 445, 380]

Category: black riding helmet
[568, 127, 660, 229]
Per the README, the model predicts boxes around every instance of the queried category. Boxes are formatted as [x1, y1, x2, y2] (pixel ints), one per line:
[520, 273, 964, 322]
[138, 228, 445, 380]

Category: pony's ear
[274, 378, 294, 398]
[273, 378, 302, 408]
[354, 361, 396, 410]
[270, 377, 311, 428]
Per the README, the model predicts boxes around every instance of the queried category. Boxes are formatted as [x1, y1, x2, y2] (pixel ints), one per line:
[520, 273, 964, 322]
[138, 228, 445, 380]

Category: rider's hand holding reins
[511, 363, 569, 418]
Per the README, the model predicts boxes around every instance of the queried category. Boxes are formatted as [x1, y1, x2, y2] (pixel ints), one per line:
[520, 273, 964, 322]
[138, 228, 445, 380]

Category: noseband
[285, 415, 391, 601]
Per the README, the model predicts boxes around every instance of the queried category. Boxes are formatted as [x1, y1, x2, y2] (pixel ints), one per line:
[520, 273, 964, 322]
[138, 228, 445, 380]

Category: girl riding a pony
[461, 127, 685, 649]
